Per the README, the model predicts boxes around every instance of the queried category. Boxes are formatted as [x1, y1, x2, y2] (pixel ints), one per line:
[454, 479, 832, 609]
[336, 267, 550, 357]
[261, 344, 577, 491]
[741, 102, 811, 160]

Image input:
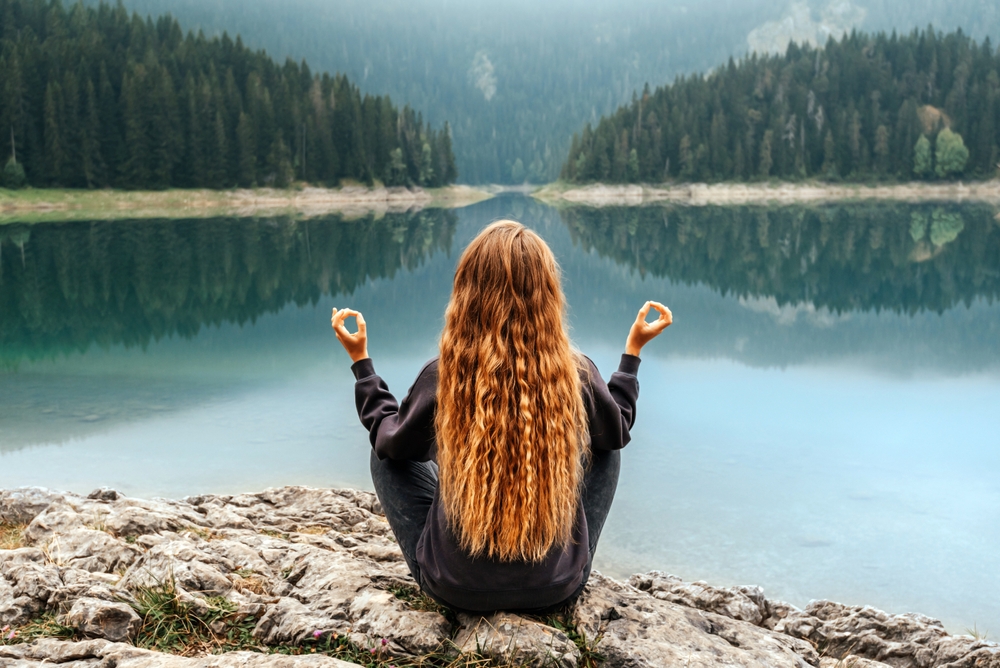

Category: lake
[2, 194, 999, 633]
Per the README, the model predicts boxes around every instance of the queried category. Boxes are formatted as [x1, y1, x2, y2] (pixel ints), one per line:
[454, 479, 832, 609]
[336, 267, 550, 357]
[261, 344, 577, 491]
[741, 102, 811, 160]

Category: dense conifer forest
[0, 0, 456, 190]
[562, 28, 1000, 184]
[87, 0, 1000, 185]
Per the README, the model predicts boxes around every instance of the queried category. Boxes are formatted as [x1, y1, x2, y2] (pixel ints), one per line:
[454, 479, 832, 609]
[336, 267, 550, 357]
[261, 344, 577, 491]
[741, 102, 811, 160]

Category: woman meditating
[331, 220, 671, 612]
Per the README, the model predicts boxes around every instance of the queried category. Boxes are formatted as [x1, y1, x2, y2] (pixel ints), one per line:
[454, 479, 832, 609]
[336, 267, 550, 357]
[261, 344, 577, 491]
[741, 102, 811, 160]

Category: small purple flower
[370, 647, 377, 654]
[380, 638, 388, 646]
[6, 630, 14, 641]
[312, 629, 323, 639]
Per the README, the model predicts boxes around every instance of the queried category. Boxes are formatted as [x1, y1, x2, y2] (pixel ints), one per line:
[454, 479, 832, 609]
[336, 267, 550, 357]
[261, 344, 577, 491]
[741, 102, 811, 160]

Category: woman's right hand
[625, 301, 672, 357]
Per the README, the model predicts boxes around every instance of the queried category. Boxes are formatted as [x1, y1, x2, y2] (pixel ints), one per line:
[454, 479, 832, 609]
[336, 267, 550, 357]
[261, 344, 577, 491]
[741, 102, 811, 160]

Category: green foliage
[0, 0, 455, 190]
[2, 158, 26, 188]
[563, 28, 1000, 184]
[0, 613, 75, 645]
[913, 135, 933, 178]
[935, 128, 970, 178]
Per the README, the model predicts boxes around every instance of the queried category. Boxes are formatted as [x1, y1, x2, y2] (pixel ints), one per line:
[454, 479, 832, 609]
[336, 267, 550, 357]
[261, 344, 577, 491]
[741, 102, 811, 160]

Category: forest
[0, 0, 456, 190]
[561, 203, 1000, 314]
[562, 28, 1000, 184]
[79, 0, 1000, 185]
[0, 209, 456, 362]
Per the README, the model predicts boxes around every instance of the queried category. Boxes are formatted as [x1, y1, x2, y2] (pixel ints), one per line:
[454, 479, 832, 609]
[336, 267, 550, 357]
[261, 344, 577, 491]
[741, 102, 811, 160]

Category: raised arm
[584, 301, 672, 451]
[332, 307, 436, 461]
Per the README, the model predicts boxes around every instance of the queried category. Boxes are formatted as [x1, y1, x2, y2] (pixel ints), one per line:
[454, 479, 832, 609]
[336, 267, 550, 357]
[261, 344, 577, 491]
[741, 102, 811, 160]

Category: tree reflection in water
[0, 210, 457, 363]
[560, 203, 1000, 315]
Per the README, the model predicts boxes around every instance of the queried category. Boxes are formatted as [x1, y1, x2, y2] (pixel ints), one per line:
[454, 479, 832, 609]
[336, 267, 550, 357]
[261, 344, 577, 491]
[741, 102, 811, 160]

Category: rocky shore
[0, 185, 492, 223]
[1, 486, 997, 668]
[533, 181, 1000, 207]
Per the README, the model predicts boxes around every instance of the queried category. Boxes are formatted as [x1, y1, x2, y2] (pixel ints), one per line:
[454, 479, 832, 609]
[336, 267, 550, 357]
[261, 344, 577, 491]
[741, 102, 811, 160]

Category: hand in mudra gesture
[332, 308, 369, 362]
[625, 301, 672, 357]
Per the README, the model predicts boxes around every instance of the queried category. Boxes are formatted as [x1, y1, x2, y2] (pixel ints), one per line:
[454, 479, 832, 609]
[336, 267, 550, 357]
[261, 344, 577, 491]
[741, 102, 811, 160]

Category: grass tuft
[385, 584, 458, 626]
[0, 613, 75, 645]
[130, 579, 261, 656]
[530, 610, 604, 668]
[966, 623, 990, 641]
[0, 522, 27, 550]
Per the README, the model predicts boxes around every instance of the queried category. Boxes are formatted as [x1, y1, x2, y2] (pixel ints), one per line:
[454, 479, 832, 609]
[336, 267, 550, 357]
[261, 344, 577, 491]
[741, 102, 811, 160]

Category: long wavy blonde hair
[435, 220, 588, 562]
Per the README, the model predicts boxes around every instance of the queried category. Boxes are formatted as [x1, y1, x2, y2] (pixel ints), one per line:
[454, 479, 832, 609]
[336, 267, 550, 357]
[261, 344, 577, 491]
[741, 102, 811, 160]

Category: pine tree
[913, 134, 933, 177]
[236, 112, 256, 187]
[874, 125, 890, 175]
[81, 78, 106, 187]
[120, 65, 151, 188]
[758, 130, 773, 178]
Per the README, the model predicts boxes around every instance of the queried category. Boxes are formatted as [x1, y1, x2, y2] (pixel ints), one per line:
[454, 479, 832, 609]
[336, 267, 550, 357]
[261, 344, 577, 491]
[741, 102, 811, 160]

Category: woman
[331, 220, 671, 612]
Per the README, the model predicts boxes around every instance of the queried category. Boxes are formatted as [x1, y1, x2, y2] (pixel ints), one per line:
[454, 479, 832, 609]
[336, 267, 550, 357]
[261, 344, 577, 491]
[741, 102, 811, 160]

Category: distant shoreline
[0, 184, 493, 223]
[533, 180, 1000, 207]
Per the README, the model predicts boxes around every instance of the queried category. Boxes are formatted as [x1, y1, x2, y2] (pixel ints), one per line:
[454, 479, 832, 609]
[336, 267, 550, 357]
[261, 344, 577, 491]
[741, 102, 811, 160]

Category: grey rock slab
[776, 600, 1000, 668]
[573, 572, 819, 668]
[0, 488, 66, 525]
[344, 587, 451, 656]
[819, 657, 895, 668]
[43, 528, 142, 573]
[62, 596, 141, 642]
[0, 639, 362, 667]
[453, 612, 580, 668]
[629, 570, 770, 625]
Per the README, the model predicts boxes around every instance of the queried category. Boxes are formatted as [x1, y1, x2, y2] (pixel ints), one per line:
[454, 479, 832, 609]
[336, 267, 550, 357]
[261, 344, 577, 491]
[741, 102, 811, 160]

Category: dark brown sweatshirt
[351, 353, 640, 611]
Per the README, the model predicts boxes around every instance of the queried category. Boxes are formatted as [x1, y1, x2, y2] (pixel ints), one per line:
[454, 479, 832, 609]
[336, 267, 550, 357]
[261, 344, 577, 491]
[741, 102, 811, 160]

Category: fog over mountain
[88, 0, 1000, 184]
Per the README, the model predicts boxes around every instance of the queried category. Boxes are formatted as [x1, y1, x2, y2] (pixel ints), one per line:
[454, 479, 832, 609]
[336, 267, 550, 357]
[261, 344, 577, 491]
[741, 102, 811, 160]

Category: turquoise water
[2, 196, 999, 632]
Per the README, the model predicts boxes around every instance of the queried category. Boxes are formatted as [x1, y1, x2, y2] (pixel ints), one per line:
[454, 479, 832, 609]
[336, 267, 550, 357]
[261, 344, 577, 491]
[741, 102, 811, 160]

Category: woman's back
[332, 219, 671, 612]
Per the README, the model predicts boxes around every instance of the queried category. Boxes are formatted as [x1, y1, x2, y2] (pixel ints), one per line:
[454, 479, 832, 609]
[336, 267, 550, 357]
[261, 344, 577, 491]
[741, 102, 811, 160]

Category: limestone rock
[629, 570, 770, 625]
[453, 612, 580, 668]
[775, 600, 1000, 668]
[62, 596, 141, 642]
[0, 488, 65, 525]
[3, 485, 998, 668]
[0, 638, 362, 667]
[86, 488, 120, 502]
[819, 656, 894, 668]
[573, 572, 819, 668]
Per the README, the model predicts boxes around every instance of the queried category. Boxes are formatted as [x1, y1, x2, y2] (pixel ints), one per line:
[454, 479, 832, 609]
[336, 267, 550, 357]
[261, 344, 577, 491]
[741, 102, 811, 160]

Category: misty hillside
[83, 0, 1000, 185]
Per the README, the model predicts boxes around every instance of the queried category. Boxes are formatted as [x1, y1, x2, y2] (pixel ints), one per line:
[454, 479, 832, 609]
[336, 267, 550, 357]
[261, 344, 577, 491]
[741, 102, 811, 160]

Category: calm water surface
[2, 196, 999, 632]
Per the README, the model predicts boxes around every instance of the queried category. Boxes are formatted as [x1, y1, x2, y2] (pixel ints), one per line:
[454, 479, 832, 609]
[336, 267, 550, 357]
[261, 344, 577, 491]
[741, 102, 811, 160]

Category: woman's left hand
[331, 308, 369, 362]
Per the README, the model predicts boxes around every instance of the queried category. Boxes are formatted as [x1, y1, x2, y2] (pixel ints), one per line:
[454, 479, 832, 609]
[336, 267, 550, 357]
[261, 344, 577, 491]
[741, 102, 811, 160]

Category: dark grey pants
[369, 447, 621, 604]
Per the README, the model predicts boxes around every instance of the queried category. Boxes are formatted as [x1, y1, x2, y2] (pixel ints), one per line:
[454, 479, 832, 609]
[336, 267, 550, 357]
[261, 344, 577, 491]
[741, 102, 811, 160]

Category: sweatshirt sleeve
[582, 354, 641, 451]
[352, 357, 438, 462]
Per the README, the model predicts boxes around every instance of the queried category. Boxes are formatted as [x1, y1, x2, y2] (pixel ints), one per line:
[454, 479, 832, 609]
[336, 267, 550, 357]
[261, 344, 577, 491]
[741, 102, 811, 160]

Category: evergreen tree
[236, 112, 256, 187]
[3, 157, 26, 188]
[43, 81, 65, 184]
[914, 135, 933, 177]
